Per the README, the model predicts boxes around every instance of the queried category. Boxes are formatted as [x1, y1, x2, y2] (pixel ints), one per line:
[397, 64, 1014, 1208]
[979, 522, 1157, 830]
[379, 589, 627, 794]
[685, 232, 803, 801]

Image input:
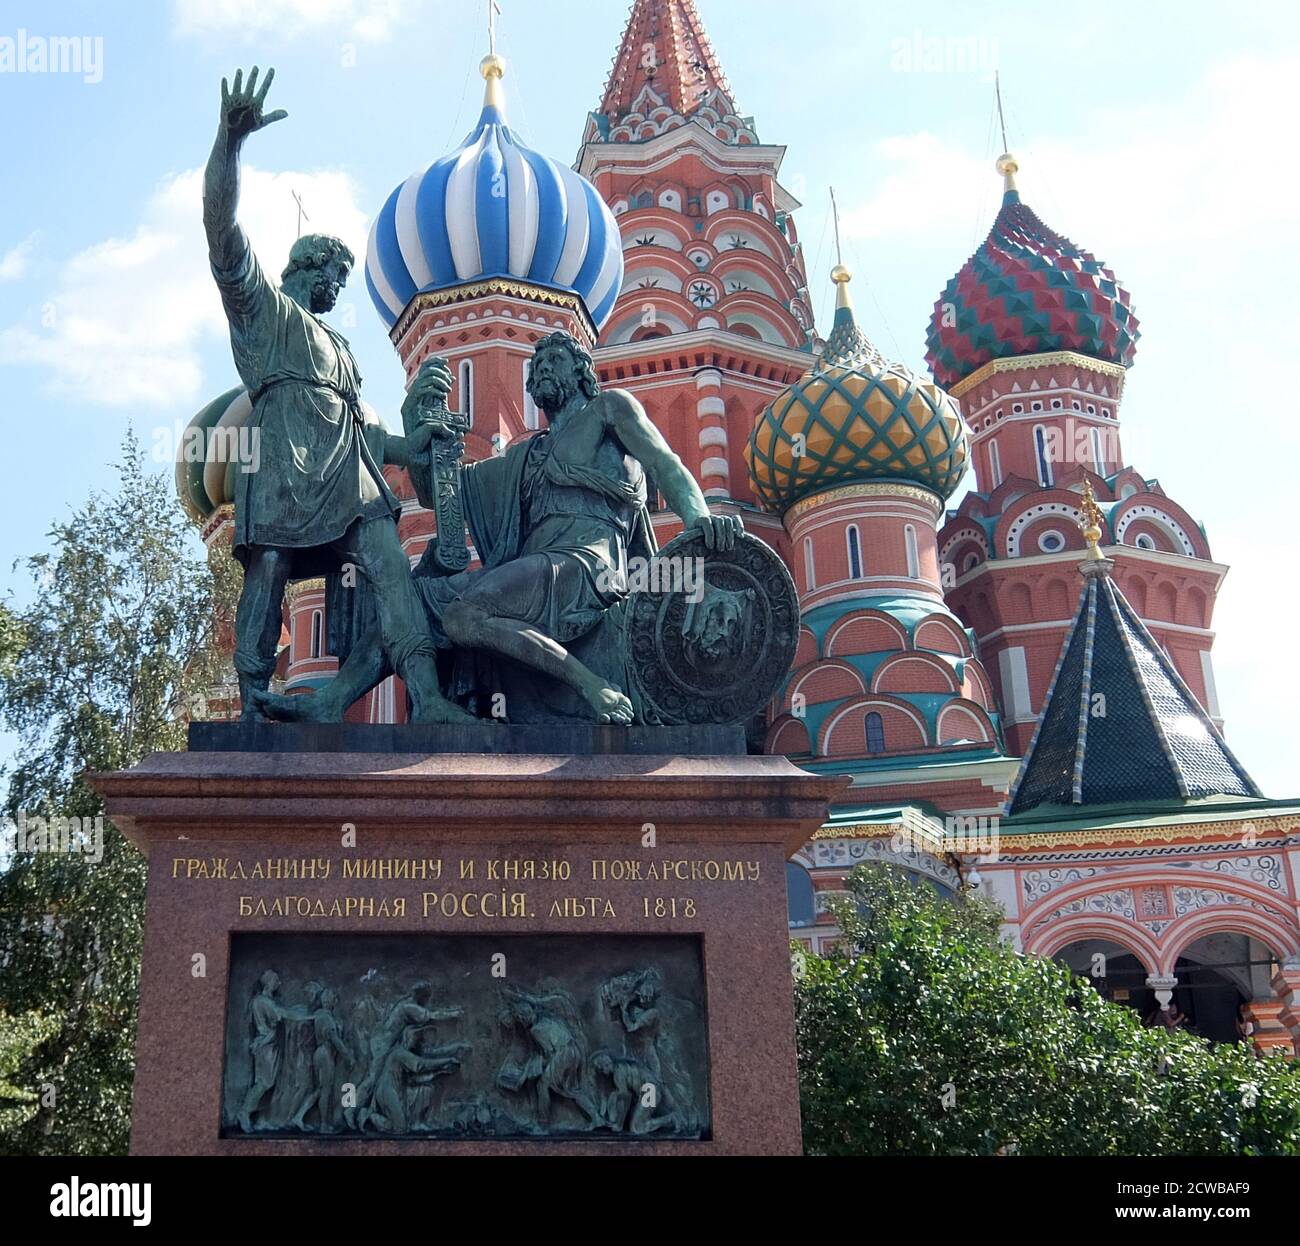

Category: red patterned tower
[580, 0, 817, 558]
[930, 154, 1227, 754]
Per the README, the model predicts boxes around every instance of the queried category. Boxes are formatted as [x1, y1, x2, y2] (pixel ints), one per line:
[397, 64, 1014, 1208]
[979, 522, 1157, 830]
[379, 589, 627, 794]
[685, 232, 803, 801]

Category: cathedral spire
[596, 0, 743, 135]
[1005, 484, 1261, 815]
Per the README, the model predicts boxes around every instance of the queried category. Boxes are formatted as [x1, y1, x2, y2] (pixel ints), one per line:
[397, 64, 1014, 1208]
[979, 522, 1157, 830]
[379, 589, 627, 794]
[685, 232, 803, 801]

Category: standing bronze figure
[202, 67, 469, 723]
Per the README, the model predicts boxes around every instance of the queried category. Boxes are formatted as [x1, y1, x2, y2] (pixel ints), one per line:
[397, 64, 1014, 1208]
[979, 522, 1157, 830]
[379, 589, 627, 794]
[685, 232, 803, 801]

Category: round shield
[626, 530, 800, 726]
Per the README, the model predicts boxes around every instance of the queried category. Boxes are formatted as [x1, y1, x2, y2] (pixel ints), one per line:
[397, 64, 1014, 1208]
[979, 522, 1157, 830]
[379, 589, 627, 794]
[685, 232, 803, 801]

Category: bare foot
[583, 683, 634, 725]
[408, 694, 478, 725]
[249, 687, 341, 723]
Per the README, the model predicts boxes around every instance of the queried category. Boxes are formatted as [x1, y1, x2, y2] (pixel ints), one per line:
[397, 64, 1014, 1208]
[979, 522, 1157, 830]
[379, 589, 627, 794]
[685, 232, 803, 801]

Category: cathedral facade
[176, 1, 1300, 1054]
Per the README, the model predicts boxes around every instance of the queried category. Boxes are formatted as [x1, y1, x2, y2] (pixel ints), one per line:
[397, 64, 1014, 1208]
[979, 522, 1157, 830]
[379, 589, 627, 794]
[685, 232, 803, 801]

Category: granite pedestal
[92, 726, 844, 1155]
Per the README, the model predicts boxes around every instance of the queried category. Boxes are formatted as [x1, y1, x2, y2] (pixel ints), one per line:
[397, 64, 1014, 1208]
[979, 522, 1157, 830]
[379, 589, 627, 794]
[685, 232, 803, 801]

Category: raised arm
[203, 66, 287, 272]
[601, 388, 743, 550]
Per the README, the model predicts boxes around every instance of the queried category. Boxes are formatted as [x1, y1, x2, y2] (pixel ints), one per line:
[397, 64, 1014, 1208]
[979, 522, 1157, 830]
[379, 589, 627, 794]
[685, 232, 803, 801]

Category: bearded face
[308, 257, 349, 313]
[526, 346, 581, 417]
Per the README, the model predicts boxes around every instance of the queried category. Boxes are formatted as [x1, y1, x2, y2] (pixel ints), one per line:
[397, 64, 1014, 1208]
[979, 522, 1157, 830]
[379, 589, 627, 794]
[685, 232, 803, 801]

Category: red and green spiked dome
[747, 267, 969, 513]
[924, 154, 1139, 389]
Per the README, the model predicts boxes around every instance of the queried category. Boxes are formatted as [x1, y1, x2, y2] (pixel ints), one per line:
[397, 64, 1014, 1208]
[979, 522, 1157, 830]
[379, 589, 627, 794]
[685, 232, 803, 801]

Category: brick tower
[580, 0, 816, 559]
[929, 153, 1226, 753]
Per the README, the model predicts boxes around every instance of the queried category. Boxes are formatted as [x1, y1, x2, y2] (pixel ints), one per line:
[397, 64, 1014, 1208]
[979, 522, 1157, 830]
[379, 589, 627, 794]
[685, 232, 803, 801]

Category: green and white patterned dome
[746, 268, 969, 514]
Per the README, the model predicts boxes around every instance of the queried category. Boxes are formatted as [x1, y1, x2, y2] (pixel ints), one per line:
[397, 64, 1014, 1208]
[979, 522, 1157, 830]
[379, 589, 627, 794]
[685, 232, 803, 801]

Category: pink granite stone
[92, 751, 846, 1156]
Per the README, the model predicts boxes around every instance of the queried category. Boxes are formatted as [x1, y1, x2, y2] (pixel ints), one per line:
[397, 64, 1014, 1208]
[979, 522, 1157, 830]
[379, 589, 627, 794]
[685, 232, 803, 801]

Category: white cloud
[172, 0, 411, 43]
[0, 166, 370, 408]
[841, 52, 1300, 253]
[0, 232, 39, 282]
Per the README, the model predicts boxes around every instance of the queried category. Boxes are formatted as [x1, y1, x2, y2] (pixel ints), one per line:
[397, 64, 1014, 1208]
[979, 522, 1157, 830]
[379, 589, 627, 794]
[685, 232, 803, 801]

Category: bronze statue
[252, 333, 743, 724]
[203, 67, 469, 724]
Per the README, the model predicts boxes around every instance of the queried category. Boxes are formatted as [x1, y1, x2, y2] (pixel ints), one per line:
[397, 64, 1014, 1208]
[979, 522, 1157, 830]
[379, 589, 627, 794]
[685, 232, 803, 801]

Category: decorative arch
[602, 305, 692, 345]
[824, 610, 908, 658]
[1026, 917, 1160, 973]
[914, 614, 968, 656]
[625, 264, 687, 294]
[818, 695, 928, 757]
[701, 215, 779, 260]
[1001, 495, 1085, 558]
[1150, 579, 1178, 622]
[1158, 908, 1300, 977]
[619, 212, 689, 250]
[786, 660, 867, 711]
[766, 715, 813, 758]
[722, 303, 800, 347]
[940, 524, 990, 567]
[935, 699, 995, 746]
[1122, 574, 1148, 615]
[961, 660, 995, 710]
[1113, 497, 1202, 558]
[1043, 578, 1073, 618]
[794, 626, 818, 669]
[872, 652, 960, 696]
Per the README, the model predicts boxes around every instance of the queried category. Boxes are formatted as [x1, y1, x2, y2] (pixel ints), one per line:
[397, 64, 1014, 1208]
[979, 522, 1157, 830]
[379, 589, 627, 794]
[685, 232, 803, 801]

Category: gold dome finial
[480, 53, 506, 110]
[831, 264, 853, 311]
[1078, 479, 1106, 561]
[996, 151, 1019, 195]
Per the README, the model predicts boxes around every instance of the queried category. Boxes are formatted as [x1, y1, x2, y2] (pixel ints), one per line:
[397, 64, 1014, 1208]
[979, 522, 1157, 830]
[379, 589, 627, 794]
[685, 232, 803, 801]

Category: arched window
[522, 357, 539, 430]
[1034, 424, 1054, 487]
[804, 537, 816, 591]
[905, 524, 919, 579]
[846, 525, 863, 579]
[989, 438, 1003, 488]
[786, 862, 815, 928]
[310, 610, 323, 659]
[1089, 426, 1105, 473]
[865, 711, 886, 755]
[459, 359, 474, 423]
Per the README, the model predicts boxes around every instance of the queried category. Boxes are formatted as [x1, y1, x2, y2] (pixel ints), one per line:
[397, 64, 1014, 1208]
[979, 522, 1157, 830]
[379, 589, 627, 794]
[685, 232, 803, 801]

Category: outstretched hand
[220, 66, 287, 145]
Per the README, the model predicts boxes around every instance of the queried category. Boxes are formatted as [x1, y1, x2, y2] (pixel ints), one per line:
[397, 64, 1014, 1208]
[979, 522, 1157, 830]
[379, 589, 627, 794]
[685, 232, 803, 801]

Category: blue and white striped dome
[365, 57, 624, 333]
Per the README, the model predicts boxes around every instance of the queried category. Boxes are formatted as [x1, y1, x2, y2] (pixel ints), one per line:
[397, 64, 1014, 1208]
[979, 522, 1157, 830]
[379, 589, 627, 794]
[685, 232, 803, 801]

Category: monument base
[93, 732, 844, 1155]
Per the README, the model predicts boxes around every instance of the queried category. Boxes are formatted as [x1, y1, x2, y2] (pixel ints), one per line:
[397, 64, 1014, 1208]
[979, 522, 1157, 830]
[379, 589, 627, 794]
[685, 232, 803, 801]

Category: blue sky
[1, 0, 1297, 795]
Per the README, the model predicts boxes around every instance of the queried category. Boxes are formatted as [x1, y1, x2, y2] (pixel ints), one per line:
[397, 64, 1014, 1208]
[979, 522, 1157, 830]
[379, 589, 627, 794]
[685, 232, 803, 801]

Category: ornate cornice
[808, 814, 1299, 860]
[785, 480, 943, 522]
[947, 350, 1128, 401]
[285, 577, 327, 606]
[392, 279, 596, 348]
[995, 816, 1298, 853]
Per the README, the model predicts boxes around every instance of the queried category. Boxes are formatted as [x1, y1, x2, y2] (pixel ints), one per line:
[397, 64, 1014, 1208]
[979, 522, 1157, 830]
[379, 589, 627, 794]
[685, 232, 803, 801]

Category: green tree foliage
[0, 434, 237, 1155]
[796, 864, 1300, 1156]
[0, 1010, 63, 1133]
